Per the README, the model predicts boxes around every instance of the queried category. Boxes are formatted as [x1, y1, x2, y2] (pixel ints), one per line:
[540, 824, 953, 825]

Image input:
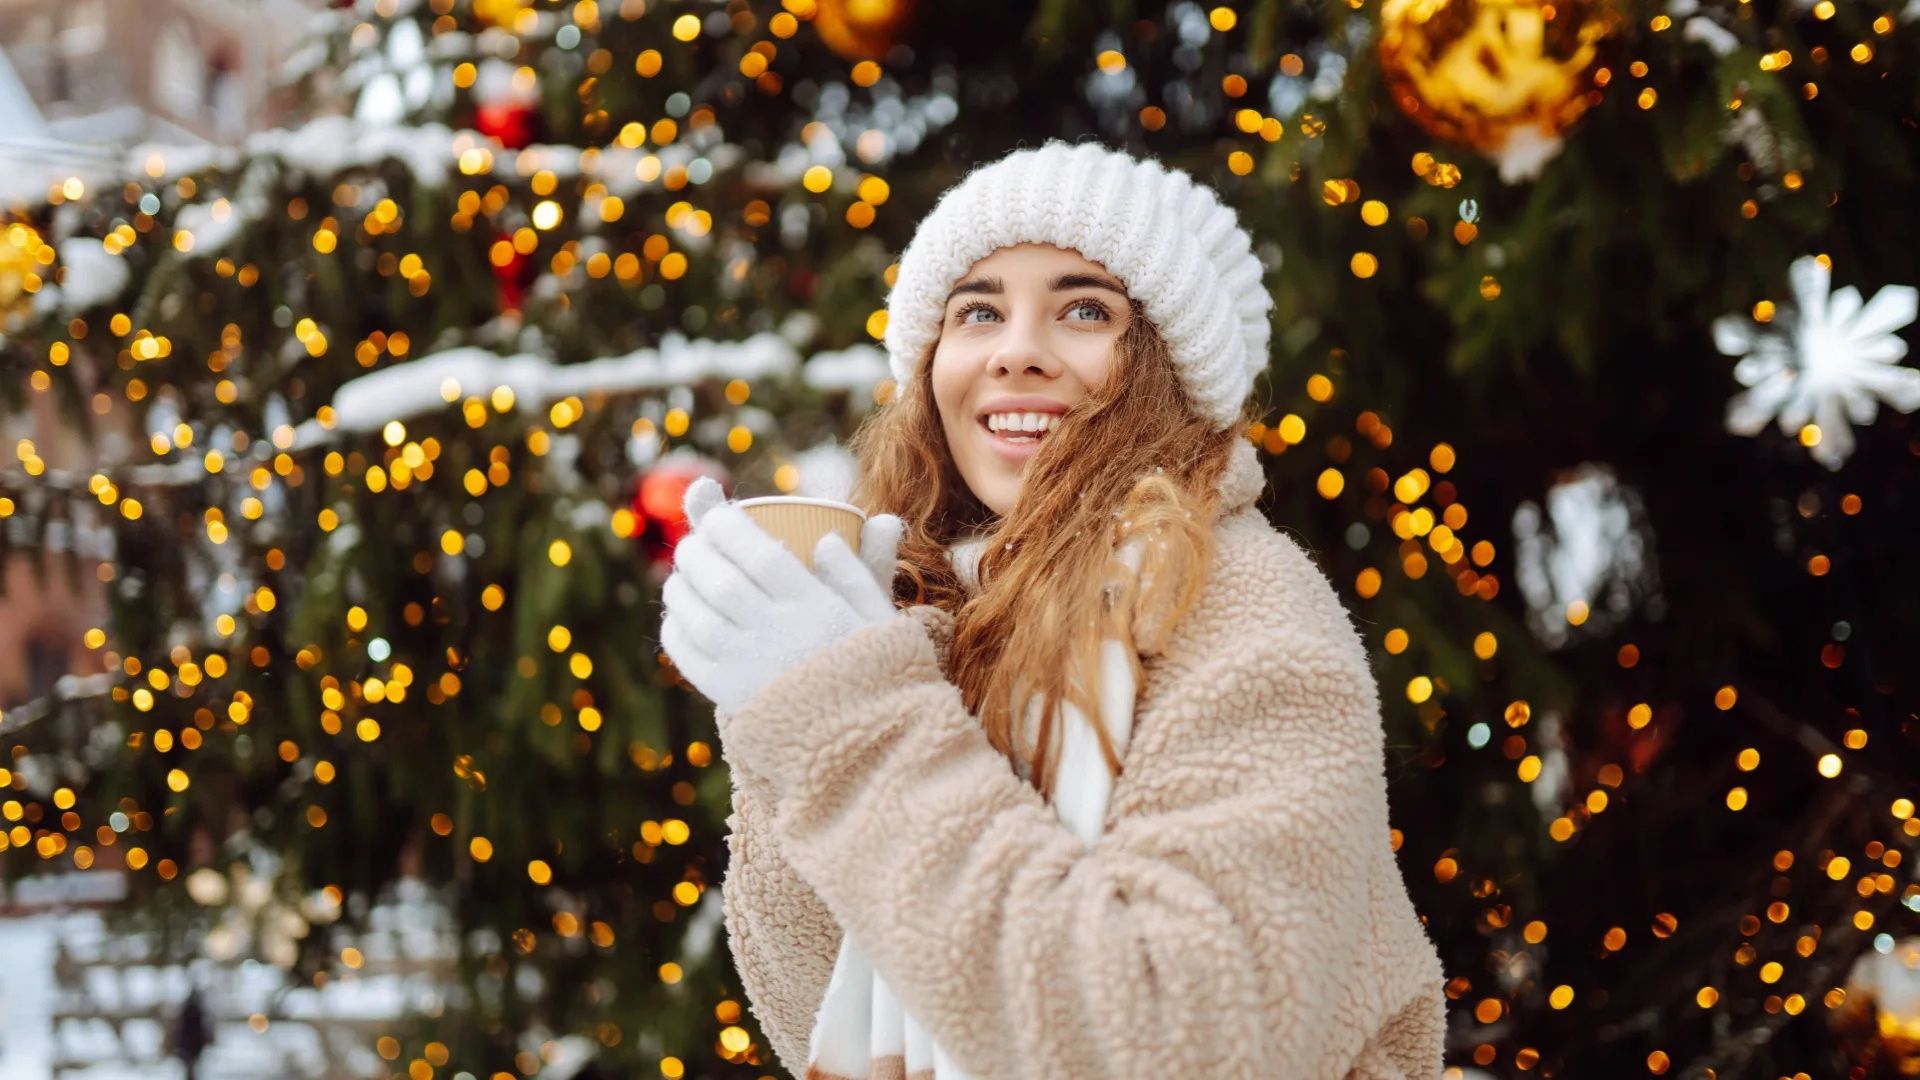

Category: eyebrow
[945, 272, 1129, 304]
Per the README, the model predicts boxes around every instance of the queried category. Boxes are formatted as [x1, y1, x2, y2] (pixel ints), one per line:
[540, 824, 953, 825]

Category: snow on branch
[294, 332, 887, 446]
[142, 114, 460, 191]
[0, 672, 115, 740]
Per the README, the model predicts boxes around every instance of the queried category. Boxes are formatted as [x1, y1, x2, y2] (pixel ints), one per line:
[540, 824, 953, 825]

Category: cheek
[929, 348, 967, 426]
[1067, 336, 1122, 394]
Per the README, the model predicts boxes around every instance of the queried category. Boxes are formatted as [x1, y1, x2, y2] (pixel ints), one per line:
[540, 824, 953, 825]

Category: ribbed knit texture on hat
[882, 139, 1273, 431]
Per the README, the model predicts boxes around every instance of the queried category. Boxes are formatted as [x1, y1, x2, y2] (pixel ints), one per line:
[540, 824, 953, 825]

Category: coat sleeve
[717, 751, 841, 1076]
[715, 603, 1439, 1079]
[714, 606, 958, 1077]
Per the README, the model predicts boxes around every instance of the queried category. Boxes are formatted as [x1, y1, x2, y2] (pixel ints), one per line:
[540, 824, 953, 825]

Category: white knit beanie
[883, 139, 1273, 432]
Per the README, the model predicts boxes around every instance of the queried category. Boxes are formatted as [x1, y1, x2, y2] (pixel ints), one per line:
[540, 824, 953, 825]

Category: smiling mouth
[977, 416, 1054, 445]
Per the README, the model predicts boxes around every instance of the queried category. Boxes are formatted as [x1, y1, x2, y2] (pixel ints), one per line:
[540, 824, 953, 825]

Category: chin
[984, 479, 1022, 518]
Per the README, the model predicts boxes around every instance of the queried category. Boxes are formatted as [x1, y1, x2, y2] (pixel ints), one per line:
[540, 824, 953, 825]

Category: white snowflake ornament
[1715, 255, 1920, 470]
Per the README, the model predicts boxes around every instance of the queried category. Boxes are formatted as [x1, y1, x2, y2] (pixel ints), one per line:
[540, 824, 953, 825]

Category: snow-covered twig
[0, 672, 116, 739]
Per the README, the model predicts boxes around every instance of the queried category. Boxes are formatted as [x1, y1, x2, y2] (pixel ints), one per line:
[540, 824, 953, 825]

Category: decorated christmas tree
[2, 0, 1918, 1076]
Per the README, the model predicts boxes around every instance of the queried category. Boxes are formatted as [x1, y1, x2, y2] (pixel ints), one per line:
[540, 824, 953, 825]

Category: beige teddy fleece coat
[713, 444, 1449, 1079]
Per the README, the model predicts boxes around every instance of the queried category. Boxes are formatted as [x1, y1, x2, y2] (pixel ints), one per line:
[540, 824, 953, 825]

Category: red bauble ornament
[471, 59, 540, 150]
[492, 228, 533, 314]
[632, 463, 725, 567]
[1591, 700, 1671, 778]
[475, 100, 537, 150]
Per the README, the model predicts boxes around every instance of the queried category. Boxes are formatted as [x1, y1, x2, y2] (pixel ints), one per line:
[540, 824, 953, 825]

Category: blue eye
[954, 299, 1113, 325]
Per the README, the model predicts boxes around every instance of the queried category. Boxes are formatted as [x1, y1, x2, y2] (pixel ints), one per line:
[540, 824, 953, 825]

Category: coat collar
[1214, 437, 1267, 518]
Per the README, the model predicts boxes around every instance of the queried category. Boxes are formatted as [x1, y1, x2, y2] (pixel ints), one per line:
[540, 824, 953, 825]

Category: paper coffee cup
[736, 496, 865, 572]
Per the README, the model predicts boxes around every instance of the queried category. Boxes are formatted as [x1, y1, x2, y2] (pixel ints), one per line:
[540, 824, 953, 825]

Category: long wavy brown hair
[844, 303, 1252, 797]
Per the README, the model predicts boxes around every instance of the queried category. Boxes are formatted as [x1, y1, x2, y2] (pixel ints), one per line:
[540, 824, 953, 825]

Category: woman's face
[930, 242, 1133, 518]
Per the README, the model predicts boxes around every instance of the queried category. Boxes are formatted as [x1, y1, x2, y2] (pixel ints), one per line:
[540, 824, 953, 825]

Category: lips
[979, 417, 1049, 462]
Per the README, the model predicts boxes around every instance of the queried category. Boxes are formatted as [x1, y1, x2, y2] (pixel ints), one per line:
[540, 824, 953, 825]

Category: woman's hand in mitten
[659, 477, 904, 717]
[845, 510, 905, 617]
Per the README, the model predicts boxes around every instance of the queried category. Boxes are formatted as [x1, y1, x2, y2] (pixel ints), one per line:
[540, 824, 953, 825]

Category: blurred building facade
[0, 0, 321, 152]
[1, 0, 329, 709]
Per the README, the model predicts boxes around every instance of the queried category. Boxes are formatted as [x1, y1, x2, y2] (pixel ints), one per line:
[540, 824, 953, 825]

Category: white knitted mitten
[659, 477, 902, 716]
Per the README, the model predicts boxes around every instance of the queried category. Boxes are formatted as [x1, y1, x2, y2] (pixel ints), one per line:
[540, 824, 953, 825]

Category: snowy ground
[0, 873, 451, 1080]
[0, 907, 411, 1079]
[0, 859, 725, 1079]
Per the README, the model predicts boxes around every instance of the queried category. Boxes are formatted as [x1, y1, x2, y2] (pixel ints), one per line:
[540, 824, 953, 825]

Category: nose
[987, 318, 1062, 379]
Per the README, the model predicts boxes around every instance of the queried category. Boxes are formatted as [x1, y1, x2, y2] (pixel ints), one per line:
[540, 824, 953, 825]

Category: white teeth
[985, 411, 1058, 434]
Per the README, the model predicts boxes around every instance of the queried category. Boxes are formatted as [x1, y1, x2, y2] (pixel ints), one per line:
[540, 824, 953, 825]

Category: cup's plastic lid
[734, 495, 866, 517]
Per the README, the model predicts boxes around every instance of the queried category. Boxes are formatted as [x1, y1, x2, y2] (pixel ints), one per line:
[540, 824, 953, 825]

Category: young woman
[659, 140, 1448, 1080]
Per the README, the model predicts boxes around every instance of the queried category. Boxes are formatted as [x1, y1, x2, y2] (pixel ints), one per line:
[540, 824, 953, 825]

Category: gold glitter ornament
[471, 0, 532, 30]
[811, 0, 915, 62]
[1377, 0, 1624, 182]
[0, 223, 47, 327]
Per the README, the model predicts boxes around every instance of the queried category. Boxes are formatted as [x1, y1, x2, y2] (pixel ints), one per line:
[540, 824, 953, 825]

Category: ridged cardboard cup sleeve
[735, 497, 865, 572]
